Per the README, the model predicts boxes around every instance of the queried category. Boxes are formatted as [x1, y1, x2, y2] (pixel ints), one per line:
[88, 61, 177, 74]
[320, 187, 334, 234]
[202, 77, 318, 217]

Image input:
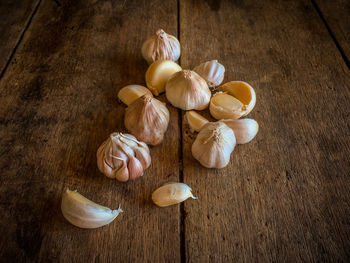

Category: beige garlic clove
[219, 81, 256, 117]
[185, 110, 209, 132]
[141, 29, 181, 64]
[118, 85, 153, 106]
[61, 189, 123, 229]
[222, 118, 259, 144]
[145, 60, 182, 96]
[193, 60, 225, 88]
[192, 122, 236, 168]
[165, 70, 211, 110]
[210, 92, 246, 120]
[124, 94, 169, 146]
[152, 183, 197, 207]
[97, 132, 151, 182]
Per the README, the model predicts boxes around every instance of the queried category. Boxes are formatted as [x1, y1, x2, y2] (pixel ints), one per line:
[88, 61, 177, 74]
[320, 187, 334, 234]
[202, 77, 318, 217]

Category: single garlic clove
[141, 29, 181, 64]
[152, 183, 197, 207]
[191, 121, 236, 168]
[124, 94, 170, 145]
[118, 85, 153, 106]
[222, 118, 259, 144]
[61, 189, 123, 229]
[145, 60, 182, 96]
[218, 81, 256, 117]
[165, 70, 211, 110]
[185, 110, 209, 132]
[193, 60, 225, 88]
[210, 92, 246, 120]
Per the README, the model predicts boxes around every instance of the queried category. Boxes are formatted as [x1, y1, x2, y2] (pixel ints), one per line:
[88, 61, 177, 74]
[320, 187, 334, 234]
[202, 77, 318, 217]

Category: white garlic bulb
[165, 70, 211, 110]
[61, 189, 123, 229]
[192, 122, 236, 168]
[152, 183, 197, 207]
[193, 60, 225, 87]
[124, 94, 169, 146]
[97, 132, 151, 182]
[222, 118, 259, 144]
[141, 29, 181, 64]
[118, 85, 153, 106]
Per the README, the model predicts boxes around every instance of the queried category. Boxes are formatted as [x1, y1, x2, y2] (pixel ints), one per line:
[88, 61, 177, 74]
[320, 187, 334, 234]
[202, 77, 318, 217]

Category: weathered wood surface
[315, 0, 350, 63]
[180, 0, 350, 262]
[0, 0, 180, 262]
[0, 0, 40, 75]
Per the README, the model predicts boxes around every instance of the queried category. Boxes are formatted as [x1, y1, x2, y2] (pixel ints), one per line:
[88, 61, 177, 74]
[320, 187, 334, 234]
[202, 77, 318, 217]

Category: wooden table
[0, 0, 349, 262]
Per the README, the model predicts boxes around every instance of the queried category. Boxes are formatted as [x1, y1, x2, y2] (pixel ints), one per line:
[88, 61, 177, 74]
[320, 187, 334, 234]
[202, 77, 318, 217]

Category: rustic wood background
[0, 0, 349, 262]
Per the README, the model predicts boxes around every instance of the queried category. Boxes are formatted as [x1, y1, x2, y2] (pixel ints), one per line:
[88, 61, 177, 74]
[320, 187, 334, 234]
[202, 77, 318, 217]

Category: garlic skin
[222, 119, 259, 144]
[192, 122, 236, 168]
[185, 110, 209, 132]
[124, 94, 169, 146]
[97, 133, 151, 182]
[118, 85, 153, 106]
[61, 189, 123, 229]
[141, 29, 181, 64]
[145, 60, 182, 96]
[210, 92, 246, 120]
[193, 60, 225, 87]
[165, 70, 211, 110]
[152, 183, 197, 207]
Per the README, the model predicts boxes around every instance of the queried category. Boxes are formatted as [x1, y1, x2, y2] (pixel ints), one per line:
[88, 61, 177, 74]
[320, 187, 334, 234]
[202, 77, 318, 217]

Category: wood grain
[180, 0, 350, 262]
[315, 0, 350, 62]
[0, 0, 41, 75]
[0, 0, 180, 262]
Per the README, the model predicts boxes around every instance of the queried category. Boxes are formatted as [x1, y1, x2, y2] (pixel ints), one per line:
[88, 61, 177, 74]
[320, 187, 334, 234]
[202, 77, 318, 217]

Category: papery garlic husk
[222, 118, 259, 144]
[61, 189, 123, 229]
[165, 70, 211, 110]
[193, 60, 225, 88]
[152, 183, 197, 207]
[125, 94, 169, 146]
[141, 29, 181, 64]
[145, 60, 182, 96]
[192, 122, 236, 168]
[185, 110, 209, 132]
[210, 92, 246, 120]
[97, 132, 151, 182]
[118, 85, 153, 106]
[218, 81, 256, 117]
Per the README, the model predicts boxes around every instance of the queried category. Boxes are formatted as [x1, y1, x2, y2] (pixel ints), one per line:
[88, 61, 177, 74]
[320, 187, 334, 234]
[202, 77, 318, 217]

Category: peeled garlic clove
[97, 132, 151, 182]
[210, 92, 246, 120]
[152, 183, 197, 207]
[219, 81, 256, 117]
[192, 122, 236, 168]
[145, 60, 182, 96]
[193, 60, 225, 88]
[124, 94, 169, 145]
[222, 118, 259, 144]
[185, 110, 209, 132]
[165, 70, 211, 110]
[141, 29, 181, 64]
[118, 85, 153, 106]
[61, 189, 123, 229]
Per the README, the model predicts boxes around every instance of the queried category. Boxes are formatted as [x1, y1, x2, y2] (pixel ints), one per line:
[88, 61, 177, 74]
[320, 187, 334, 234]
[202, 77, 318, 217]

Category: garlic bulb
[185, 110, 209, 132]
[97, 132, 151, 182]
[165, 70, 211, 110]
[193, 60, 225, 88]
[145, 60, 182, 96]
[141, 29, 181, 64]
[124, 94, 169, 146]
[192, 122, 236, 168]
[118, 85, 153, 106]
[152, 183, 197, 207]
[61, 189, 123, 229]
[222, 118, 259, 144]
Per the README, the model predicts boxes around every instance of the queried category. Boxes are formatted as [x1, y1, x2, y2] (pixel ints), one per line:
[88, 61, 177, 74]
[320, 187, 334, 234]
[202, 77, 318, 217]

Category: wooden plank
[180, 0, 350, 262]
[315, 0, 350, 63]
[0, 0, 180, 262]
[0, 0, 41, 75]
